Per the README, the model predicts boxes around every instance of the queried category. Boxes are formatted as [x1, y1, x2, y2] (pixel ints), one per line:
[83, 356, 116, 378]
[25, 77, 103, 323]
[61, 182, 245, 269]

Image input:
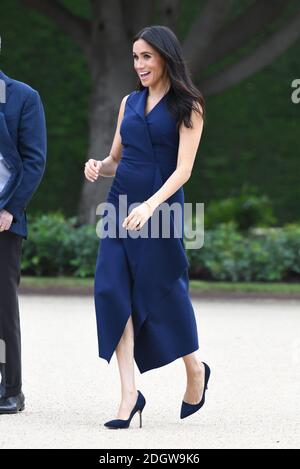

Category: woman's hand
[122, 201, 154, 231]
[84, 159, 103, 182]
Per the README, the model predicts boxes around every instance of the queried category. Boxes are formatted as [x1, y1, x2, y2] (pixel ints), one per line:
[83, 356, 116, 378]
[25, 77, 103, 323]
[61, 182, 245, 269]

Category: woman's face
[133, 38, 167, 88]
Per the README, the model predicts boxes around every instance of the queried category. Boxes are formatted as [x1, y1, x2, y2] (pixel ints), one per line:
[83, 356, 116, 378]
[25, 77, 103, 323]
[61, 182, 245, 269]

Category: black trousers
[0, 231, 23, 398]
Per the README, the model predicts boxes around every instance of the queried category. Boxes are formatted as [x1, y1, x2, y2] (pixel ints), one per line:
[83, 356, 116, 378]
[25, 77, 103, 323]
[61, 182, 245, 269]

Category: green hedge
[21, 213, 300, 282]
[204, 188, 277, 231]
[22, 213, 99, 278]
[188, 222, 300, 282]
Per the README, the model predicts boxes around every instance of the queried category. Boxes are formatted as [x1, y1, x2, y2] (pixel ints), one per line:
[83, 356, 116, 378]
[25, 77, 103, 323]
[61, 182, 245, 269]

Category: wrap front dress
[94, 87, 199, 373]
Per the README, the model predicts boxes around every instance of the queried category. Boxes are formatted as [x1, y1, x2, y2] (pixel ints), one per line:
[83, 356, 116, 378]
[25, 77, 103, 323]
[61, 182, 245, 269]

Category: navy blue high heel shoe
[180, 362, 211, 419]
[104, 390, 146, 429]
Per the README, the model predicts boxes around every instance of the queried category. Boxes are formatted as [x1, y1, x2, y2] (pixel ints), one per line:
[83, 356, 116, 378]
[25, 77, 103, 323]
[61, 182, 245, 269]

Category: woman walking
[84, 25, 210, 429]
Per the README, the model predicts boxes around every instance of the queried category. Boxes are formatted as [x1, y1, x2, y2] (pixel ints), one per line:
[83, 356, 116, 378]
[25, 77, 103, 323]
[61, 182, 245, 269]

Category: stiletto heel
[104, 390, 146, 429]
[180, 362, 211, 419]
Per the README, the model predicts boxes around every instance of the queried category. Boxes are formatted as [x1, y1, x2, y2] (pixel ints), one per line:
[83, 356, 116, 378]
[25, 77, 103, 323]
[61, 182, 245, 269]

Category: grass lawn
[20, 276, 300, 296]
[189, 280, 300, 294]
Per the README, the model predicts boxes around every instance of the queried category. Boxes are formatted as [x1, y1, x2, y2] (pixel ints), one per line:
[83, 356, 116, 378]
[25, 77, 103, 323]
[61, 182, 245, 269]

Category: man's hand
[0, 210, 14, 232]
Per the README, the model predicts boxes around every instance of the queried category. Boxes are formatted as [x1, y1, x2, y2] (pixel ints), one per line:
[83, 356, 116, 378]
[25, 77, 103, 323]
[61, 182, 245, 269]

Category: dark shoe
[180, 362, 211, 419]
[0, 384, 4, 399]
[104, 390, 146, 429]
[0, 391, 25, 414]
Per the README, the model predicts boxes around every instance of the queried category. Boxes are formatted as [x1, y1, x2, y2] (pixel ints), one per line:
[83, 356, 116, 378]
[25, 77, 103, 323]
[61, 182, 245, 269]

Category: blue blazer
[0, 70, 46, 238]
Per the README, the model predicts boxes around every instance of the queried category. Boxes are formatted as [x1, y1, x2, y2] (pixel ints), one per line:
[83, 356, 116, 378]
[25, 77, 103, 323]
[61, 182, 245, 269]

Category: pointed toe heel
[180, 362, 211, 420]
[104, 390, 146, 429]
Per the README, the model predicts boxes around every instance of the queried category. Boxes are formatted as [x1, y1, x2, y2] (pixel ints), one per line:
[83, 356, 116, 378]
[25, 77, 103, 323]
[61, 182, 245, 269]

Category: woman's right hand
[84, 159, 103, 182]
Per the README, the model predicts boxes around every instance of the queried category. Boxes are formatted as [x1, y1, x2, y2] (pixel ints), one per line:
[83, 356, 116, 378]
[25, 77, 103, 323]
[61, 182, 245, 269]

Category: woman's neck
[148, 79, 171, 98]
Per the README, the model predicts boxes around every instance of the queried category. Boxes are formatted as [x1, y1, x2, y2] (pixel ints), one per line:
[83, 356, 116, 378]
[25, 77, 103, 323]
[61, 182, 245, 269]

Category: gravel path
[0, 295, 299, 449]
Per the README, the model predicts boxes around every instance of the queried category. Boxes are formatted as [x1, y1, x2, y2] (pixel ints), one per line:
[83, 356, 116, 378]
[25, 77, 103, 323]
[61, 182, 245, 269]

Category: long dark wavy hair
[132, 25, 205, 130]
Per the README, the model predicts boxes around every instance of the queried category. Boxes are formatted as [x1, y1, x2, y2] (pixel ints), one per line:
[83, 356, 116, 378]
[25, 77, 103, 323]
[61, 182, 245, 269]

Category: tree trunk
[77, 53, 135, 224]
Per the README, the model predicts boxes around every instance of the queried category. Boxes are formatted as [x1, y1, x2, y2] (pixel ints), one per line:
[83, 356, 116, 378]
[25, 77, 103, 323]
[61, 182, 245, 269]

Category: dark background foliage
[0, 0, 299, 223]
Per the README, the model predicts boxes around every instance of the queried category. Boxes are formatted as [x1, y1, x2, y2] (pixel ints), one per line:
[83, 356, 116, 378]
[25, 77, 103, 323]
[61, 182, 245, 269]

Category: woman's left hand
[122, 202, 154, 231]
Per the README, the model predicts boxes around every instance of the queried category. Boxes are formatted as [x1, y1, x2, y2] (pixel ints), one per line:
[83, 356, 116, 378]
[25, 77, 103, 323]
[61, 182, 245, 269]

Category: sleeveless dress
[94, 87, 199, 373]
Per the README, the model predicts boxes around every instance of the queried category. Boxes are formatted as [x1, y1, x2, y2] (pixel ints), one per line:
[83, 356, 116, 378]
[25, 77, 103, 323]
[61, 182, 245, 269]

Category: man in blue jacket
[0, 53, 46, 413]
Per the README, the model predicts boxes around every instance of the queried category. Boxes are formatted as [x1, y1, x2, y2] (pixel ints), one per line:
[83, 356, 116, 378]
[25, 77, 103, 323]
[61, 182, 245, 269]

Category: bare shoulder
[179, 101, 204, 135]
[117, 94, 130, 121]
[121, 90, 140, 106]
[191, 101, 204, 122]
[121, 94, 130, 105]
[120, 94, 130, 110]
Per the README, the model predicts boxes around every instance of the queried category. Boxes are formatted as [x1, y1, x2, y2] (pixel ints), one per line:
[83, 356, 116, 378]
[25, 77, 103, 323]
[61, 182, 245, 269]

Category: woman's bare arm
[146, 103, 204, 212]
[99, 94, 129, 176]
[84, 94, 129, 181]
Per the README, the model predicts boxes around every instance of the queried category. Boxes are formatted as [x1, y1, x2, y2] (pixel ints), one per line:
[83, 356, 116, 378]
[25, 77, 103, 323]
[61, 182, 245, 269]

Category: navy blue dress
[94, 87, 199, 373]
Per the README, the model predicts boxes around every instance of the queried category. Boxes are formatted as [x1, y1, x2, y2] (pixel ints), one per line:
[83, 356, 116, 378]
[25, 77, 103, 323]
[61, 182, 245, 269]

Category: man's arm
[4, 89, 47, 222]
